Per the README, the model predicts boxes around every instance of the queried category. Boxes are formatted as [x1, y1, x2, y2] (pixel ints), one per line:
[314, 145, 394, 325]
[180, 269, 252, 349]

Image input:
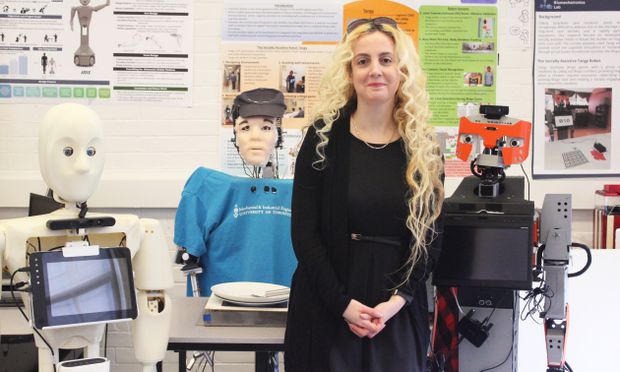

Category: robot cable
[568, 242, 592, 277]
[518, 163, 531, 201]
[479, 305, 515, 372]
[10, 266, 57, 372]
[520, 280, 554, 323]
[78, 201, 88, 218]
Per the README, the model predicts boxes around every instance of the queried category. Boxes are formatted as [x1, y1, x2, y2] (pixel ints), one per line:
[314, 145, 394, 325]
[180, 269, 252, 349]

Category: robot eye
[63, 146, 74, 157]
[461, 134, 473, 143]
[86, 146, 96, 157]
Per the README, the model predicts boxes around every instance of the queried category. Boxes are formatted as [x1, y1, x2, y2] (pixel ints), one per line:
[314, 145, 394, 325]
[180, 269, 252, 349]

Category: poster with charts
[0, 0, 193, 105]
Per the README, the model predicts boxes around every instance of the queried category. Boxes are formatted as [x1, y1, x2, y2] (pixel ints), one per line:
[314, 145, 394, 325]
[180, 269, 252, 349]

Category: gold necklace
[351, 116, 395, 150]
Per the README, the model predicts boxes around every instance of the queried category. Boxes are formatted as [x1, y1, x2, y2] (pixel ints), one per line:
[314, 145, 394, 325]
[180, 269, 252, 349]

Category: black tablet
[29, 247, 138, 329]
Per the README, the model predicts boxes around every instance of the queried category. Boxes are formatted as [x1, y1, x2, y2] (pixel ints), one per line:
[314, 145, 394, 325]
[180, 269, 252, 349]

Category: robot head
[232, 88, 286, 166]
[456, 105, 531, 168]
[39, 103, 104, 204]
[79, 0, 91, 6]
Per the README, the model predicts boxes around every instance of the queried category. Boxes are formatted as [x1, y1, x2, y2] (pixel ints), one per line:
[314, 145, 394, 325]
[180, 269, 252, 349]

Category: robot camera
[480, 105, 509, 119]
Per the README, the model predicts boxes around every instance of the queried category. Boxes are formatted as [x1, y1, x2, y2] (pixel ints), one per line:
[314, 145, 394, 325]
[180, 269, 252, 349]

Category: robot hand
[175, 247, 202, 297]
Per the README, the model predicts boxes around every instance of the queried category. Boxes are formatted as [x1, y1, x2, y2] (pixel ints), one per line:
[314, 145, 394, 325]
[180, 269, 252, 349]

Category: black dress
[284, 116, 440, 372]
[328, 132, 430, 372]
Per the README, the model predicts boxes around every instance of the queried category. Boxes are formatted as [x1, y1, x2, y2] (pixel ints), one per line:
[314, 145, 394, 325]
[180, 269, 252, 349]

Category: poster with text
[346, 1, 497, 177]
[219, 0, 498, 177]
[220, 1, 341, 176]
[533, 0, 619, 177]
[0, 0, 193, 105]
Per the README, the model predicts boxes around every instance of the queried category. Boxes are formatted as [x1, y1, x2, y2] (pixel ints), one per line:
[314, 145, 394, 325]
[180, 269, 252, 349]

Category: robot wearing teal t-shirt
[174, 88, 294, 296]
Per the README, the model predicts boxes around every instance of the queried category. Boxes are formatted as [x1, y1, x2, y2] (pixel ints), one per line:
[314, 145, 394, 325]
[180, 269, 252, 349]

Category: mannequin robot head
[39, 103, 104, 205]
[232, 88, 286, 167]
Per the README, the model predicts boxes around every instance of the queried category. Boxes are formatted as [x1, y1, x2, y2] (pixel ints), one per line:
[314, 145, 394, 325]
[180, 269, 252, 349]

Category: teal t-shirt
[174, 167, 296, 296]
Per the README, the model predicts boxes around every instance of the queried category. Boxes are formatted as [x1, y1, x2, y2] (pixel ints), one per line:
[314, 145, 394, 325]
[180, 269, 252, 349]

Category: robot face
[39, 103, 105, 204]
[79, 0, 90, 5]
[234, 115, 277, 167]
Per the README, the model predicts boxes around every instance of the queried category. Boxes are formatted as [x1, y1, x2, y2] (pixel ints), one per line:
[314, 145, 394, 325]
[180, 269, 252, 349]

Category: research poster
[533, 0, 619, 177]
[418, 4, 497, 177]
[218, 41, 335, 178]
[219, 1, 341, 177]
[344, 1, 497, 177]
[0, 0, 193, 105]
[219, 0, 498, 177]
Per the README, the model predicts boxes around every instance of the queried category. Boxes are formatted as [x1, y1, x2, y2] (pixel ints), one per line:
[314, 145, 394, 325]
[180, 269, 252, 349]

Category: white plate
[210, 282, 290, 304]
[218, 297, 288, 307]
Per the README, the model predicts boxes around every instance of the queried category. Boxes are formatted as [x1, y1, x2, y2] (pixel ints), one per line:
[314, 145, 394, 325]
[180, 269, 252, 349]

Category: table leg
[178, 351, 186, 372]
[255, 351, 278, 372]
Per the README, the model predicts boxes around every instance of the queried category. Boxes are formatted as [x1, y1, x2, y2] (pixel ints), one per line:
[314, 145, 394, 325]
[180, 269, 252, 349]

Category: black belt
[350, 233, 403, 247]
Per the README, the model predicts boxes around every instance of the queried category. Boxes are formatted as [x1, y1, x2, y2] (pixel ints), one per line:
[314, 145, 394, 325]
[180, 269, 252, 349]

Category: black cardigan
[284, 112, 443, 372]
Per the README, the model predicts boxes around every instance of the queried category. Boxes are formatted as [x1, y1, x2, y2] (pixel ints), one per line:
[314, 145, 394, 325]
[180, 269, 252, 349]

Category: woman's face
[350, 31, 400, 107]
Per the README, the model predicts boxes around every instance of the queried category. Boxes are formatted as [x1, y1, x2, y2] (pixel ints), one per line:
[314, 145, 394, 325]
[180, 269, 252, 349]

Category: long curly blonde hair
[310, 22, 444, 279]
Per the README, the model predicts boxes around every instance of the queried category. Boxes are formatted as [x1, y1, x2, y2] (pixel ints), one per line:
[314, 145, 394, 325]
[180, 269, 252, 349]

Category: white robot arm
[131, 218, 174, 372]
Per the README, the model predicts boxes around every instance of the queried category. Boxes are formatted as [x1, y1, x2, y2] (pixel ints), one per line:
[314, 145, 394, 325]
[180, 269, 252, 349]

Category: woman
[284, 18, 444, 372]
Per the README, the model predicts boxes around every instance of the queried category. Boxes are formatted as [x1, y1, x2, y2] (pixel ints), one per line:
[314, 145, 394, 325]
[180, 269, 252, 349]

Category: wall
[0, 0, 615, 370]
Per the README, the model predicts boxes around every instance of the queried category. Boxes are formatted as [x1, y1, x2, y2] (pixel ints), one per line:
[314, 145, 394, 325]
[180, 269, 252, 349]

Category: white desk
[168, 250, 619, 372]
[167, 297, 284, 372]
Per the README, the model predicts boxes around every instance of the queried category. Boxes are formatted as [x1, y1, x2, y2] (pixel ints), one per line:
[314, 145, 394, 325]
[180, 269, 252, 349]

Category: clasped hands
[342, 296, 406, 338]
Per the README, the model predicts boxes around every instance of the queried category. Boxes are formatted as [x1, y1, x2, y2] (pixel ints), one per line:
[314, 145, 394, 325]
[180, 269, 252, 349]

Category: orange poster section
[343, 0, 419, 47]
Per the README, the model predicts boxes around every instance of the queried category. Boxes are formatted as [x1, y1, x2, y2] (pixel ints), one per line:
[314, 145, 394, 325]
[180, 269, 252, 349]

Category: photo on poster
[483, 65, 494, 87]
[461, 41, 495, 54]
[223, 64, 241, 93]
[69, 0, 112, 69]
[457, 102, 481, 118]
[280, 65, 305, 94]
[463, 72, 483, 87]
[542, 87, 612, 171]
[478, 17, 494, 38]
[283, 97, 305, 119]
[222, 97, 234, 125]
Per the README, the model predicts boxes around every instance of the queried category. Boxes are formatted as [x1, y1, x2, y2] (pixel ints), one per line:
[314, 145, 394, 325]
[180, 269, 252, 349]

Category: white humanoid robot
[70, 0, 110, 67]
[0, 103, 173, 372]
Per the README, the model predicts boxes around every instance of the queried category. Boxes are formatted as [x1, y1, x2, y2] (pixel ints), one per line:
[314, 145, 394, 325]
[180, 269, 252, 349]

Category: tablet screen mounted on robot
[30, 246, 137, 330]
